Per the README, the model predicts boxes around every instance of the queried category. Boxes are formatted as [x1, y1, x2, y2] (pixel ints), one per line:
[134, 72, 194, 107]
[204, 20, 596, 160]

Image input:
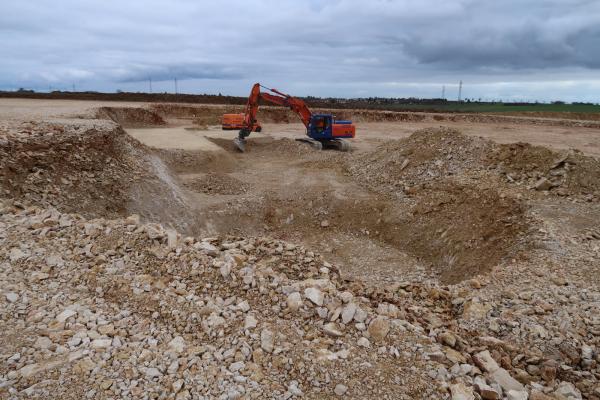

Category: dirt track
[1, 99, 600, 399]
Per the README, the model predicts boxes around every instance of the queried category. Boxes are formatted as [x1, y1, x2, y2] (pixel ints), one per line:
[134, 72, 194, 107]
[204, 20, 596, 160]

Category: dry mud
[1, 102, 600, 399]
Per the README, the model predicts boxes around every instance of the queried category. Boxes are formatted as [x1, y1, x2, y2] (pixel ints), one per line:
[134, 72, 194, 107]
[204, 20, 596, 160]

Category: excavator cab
[308, 114, 354, 141]
[310, 115, 331, 137]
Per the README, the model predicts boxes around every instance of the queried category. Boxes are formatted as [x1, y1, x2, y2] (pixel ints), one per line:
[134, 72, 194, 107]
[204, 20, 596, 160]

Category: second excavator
[222, 83, 355, 152]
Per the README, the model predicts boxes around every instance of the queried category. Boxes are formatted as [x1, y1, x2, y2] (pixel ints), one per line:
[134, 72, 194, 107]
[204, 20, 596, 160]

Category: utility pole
[149, 77, 153, 93]
[442, 85, 445, 99]
[174, 77, 178, 94]
[72, 83, 75, 92]
[458, 80, 463, 102]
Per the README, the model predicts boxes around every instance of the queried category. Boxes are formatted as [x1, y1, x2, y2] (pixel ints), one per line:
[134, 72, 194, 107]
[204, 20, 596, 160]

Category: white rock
[581, 345, 593, 360]
[450, 382, 475, 400]
[229, 361, 245, 372]
[304, 287, 324, 306]
[474, 376, 500, 400]
[288, 381, 303, 396]
[261, 329, 274, 353]
[168, 336, 186, 353]
[334, 384, 348, 396]
[46, 254, 64, 267]
[353, 307, 367, 322]
[34, 336, 53, 350]
[323, 323, 344, 337]
[237, 300, 250, 312]
[9, 247, 26, 262]
[286, 292, 303, 312]
[339, 291, 353, 303]
[506, 390, 528, 400]
[195, 241, 219, 256]
[244, 315, 257, 329]
[473, 350, 500, 373]
[554, 381, 582, 399]
[172, 379, 184, 393]
[91, 339, 112, 349]
[145, 367, 162, 378]
[489, 368, 524, 393]
[5, 292, 18, 303]
[357, 337, 370, 348]
[56, 309, 77, 323]
[166, 229, 178, 248]
[341, 303, 357, 324]
[167, 360, 179, 374]
[220, 261, 231, 278]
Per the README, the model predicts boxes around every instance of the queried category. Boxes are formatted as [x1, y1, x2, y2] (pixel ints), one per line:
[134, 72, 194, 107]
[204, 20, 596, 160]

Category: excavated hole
[1, 108, 534, 286]
[144, 135, 530, 285]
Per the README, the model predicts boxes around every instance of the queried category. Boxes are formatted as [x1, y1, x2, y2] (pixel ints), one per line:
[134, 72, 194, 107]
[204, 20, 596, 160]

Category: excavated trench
[7, 105, 583, 285]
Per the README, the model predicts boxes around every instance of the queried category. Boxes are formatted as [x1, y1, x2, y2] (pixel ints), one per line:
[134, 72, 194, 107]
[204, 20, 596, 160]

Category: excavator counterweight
[222, 83, 355, 152]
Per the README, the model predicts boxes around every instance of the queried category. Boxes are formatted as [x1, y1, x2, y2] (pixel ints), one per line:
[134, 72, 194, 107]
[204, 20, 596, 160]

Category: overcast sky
[1, 0, 600, 102]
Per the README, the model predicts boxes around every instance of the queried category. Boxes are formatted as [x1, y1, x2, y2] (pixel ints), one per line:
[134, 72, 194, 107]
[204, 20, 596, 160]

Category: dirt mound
[97, 106, 166, 128]
[0, 120, 194, 230]
[344, 128, 530, 283]
[183, 172, 248, 195]
[347, 127, 491, 193]
[486, 143, 600, 197]
[0, 206, 447, 399]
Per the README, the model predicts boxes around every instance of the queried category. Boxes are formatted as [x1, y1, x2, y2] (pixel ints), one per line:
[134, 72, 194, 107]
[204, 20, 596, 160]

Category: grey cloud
[0, 0, 599, 101]
[115, 63, 243, 83]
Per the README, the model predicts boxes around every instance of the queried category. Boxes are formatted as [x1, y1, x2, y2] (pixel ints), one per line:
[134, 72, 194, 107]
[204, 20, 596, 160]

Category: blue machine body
[307, 114, 355, 140]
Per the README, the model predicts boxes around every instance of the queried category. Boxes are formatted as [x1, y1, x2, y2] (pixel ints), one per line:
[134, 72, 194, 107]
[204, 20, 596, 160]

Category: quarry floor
[1, 98, 599, 399]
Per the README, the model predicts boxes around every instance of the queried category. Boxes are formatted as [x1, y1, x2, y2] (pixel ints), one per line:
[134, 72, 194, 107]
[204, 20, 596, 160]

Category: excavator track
[330, 139, 351, 152]
[295, 138, 323, 150]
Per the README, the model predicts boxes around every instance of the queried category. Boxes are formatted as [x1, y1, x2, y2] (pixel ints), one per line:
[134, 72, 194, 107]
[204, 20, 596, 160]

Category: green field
[375, 102, 600, 114]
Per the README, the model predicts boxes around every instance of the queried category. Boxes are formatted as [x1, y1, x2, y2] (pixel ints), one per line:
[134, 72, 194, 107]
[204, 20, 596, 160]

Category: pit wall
[135, 104, 600, 129]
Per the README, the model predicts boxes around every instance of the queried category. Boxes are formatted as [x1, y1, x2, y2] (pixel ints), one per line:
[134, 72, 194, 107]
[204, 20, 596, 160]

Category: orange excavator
[222, 83, 355, 152]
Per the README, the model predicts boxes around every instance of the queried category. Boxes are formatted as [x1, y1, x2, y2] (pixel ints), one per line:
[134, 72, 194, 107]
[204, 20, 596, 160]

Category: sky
[1, 0, 600, 102]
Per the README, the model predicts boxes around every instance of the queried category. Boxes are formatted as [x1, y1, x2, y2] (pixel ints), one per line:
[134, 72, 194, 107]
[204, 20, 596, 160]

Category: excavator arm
[259, 87, 312, 128]
[237, 83, 313, 131]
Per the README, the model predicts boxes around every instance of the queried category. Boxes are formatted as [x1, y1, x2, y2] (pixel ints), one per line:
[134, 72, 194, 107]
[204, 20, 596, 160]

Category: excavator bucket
[233, 137, 246, 152]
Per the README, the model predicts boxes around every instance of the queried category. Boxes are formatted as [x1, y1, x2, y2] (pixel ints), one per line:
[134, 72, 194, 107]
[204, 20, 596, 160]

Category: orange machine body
[332, 123, 356, 138]
[222, 113, 245, 130]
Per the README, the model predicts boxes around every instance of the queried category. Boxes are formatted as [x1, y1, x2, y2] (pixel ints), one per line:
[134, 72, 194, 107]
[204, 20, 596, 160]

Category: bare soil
[1, 99, 600, 399]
